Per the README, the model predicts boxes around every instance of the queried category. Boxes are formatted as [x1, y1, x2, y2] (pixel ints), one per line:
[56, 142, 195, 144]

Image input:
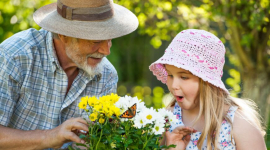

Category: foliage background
[0, 0, 269, 148]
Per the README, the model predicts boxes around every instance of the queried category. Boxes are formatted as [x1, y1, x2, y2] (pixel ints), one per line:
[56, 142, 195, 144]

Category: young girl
[149, 29, 266, 150]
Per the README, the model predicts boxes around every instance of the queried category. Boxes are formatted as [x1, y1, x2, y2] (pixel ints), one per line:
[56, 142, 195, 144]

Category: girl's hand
[165, 126, 197, 150]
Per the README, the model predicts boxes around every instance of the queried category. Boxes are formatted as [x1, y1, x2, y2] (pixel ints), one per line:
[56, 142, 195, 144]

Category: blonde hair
[168, 78, 265, 150]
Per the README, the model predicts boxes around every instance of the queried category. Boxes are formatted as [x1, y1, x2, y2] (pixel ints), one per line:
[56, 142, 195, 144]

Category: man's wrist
[38, 129, 52, 149]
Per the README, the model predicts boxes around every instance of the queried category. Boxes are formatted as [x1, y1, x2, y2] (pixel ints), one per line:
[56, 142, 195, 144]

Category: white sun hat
[149, 29, 229, 94]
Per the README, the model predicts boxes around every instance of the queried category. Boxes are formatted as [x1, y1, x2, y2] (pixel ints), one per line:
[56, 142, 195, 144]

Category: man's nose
[98, 39, 111, 55]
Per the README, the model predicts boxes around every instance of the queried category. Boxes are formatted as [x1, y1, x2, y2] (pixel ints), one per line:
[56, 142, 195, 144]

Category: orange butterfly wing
[120, 103, 137, 119]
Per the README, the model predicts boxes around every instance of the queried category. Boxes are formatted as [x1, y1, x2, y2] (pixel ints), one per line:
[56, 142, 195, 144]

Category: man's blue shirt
[0, 28, 118, 131]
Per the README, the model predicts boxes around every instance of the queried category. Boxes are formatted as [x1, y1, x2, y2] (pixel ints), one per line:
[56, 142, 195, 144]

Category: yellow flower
[103, 105, 111, 116]
[88, 96, 98, 107]
[81, 96, 88, 103]
[110, 93, 120, 103]
[99, 95, 110, 104]
[111, 106, 121, 116]
[94, 104, 104, 113]
[99, 117, 105, 124]
[78, 100, 87, 109]
[89, 113, 98, 122]
[99, 94, 120, 104]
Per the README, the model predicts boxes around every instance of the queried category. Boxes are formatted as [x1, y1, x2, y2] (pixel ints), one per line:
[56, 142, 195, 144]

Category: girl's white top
[169, 102, 237, 150]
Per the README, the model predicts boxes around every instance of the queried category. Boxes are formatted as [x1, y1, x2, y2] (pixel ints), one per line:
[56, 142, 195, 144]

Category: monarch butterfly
[120, 103, 137, 119]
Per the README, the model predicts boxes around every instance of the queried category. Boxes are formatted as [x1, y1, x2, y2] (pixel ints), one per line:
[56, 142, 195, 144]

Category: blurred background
[0, 0, 269, 148]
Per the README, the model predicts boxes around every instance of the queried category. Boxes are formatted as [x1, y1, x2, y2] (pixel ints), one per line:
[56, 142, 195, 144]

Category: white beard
[65, 39, 104, 77]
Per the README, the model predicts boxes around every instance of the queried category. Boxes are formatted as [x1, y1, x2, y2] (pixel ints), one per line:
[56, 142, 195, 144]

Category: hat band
[57, 1, 114, 21]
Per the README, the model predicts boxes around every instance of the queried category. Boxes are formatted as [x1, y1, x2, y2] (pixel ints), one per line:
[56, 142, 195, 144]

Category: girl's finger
[183, 134, 191, 145]
[173, 126, 193, 134]
[172, 126, 186, 133]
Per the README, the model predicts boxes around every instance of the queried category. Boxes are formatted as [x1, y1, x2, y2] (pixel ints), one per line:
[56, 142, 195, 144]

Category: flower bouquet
[70, 93, 177, 150]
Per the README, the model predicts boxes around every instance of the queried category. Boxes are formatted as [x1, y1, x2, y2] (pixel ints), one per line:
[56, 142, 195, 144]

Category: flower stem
[124, 121, 130, 149]
[143, 133, 154, 149]
[95, 129, 103, 150]
[154, 138, 159, 150]
[90, 126, 94, 150]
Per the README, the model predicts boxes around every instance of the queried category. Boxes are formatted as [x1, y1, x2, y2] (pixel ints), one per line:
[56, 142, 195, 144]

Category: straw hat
[33, 0, 139, 40]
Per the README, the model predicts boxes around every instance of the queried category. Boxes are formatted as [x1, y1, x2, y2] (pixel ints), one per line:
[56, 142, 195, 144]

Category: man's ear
[58, 34, 68, 43]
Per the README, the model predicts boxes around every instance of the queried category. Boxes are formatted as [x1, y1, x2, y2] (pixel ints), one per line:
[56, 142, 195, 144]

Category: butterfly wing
[130, 103, 136, 116]
[120, 103, 137, 119]
[120, 110, 133, 119]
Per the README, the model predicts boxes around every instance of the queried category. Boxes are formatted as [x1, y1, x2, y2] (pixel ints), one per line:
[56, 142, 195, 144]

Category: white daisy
[153, 115, 166, 125]
[157, 108, 169, 118]
[167, 111, 178, 125]
[141, 107, 157, 124]
[115, 96, 129, 112]
[134, 113, 147, 128]
[152, 122, 165, 135]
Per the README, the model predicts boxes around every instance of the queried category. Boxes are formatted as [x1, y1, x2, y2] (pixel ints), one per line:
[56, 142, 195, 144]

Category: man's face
[65, 38, 112, 77]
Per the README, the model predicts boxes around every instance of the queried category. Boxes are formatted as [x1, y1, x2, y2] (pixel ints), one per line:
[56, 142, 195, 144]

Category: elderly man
[0, 0, 138, 149]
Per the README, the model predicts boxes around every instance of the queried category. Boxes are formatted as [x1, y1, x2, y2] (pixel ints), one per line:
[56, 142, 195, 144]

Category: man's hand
[165, 126, 196, 150]
[0, 117, 89, 150]
[44, 117, 89, 149]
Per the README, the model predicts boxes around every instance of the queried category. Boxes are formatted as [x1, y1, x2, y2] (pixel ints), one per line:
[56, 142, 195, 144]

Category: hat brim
[149, 56, 230, 95]
[33, 3, 139, 40]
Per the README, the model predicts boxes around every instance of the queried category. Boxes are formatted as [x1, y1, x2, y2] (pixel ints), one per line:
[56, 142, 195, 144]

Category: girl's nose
[171, 79, 180, 90]
[98, 39, 111, 55]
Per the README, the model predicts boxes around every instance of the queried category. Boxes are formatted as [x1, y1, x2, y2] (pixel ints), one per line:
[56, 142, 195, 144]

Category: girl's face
[165, 65, 200, 111]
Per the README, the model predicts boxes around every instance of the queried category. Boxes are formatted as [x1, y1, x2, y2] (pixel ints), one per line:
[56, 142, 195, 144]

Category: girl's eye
[168, 75, 173, 78]
[181, 76, 188, 80]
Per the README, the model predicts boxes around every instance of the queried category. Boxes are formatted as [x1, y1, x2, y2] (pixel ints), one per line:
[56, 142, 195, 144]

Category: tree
[0, 0, 55, 42]
[115, 0, 270, 126]
[205, 0, 270, 126]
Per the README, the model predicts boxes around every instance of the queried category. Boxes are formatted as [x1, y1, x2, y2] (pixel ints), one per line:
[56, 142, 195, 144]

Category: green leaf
[68, 146, 74, 150]
[96, 142, 106, 149]
[127, 145, 139, 149]
[79, 134, 86, 139]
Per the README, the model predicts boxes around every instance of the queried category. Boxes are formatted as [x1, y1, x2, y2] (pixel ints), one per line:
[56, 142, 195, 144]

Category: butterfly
[120, 103, 137, 119]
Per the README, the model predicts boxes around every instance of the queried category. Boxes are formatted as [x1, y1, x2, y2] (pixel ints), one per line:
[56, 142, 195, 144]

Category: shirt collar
[45, 30, 61, 70]
[80, 70, 102, 82]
